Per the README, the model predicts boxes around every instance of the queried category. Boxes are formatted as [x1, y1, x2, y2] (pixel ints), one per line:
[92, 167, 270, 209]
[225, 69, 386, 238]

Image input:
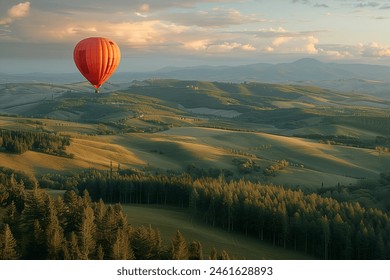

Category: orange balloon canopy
[73, 37, 121, 91]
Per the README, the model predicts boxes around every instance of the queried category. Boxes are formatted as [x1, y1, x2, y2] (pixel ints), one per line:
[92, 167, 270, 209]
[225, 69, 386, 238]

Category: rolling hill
[3, 58, 390, 98]
[1, 77, 390, 260]
[0, 78, 389, 189]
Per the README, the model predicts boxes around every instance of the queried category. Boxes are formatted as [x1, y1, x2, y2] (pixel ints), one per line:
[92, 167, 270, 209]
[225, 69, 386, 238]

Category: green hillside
[1, 79, 389, 189]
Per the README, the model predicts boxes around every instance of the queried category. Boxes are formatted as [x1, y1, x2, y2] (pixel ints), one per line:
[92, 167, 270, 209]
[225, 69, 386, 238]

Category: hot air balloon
[73, 37, 121, 93]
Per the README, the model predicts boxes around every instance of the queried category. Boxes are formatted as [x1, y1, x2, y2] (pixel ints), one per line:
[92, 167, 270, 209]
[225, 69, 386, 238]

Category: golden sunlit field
[2, 113, 389, 189]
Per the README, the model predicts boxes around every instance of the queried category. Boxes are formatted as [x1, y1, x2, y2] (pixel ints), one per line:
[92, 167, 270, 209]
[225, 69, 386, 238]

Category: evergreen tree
[110, 228, 133, 260]
[64, 232, 82, 260]
[62, 190, 82, 233]
[7, 176, 26, 213]
[3, 203, 18, 234]
[96, 244, 105, 260]
[100, 205, 117, 249]
[219, 250, 231, 260]
[21, 186, 47, 232]
[149, 227, 164, 259]
[131, 225, 159, 259]
[171, 230, 188, 260]
[0, 224, 19, 260]
[188, 240, 203, 260]
[0, 183, 9, 206]
[78, 206, 96, 259]
[45, 200, 64, 259]
[30, 219, 46, 259]
[209, 248, 217, 260]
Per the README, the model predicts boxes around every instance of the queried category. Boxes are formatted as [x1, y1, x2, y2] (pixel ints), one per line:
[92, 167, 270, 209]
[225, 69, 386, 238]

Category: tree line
[0, 129, 71, 157]
[0, 173, 230, 260]
[73, 169, 390, 260]
[318, 172, 390, 213]
[2, 168, 389, 259]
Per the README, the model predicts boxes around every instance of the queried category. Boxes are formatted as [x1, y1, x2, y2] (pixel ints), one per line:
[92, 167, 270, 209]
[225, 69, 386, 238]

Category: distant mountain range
[153, 58, 390, 82]
[1, 58, 390, 97]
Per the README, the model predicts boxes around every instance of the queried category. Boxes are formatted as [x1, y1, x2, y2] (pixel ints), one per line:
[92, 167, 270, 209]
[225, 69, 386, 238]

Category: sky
[2, 0, 390, 73]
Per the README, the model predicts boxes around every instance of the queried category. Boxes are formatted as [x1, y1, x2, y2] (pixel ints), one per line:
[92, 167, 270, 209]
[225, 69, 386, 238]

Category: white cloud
[322, 50, 353, 59]
[256, 27, 289, 38]
[209, 42, 243, 52]
[0, 2, 31, 25]
[314, 42, 390, 60]
[108, 20, 189, 47]
[359, 42, 390, 57]
[8, 2, 31, 18]
[207, 42, 256, 53]
[183, 40, 256, 53]
[4, 0, 390, 69]
[183, 39, 210, 51]
[11, 10, 190, 46]
[253, 27, 325, 40]
[268, 27, 288, 33]
[272, 36, 293, 47]
[242, 44, 256, 51]
[265, 36, 292, 52]
[305, 36, 319, 54]
[264, 32, 319, 55]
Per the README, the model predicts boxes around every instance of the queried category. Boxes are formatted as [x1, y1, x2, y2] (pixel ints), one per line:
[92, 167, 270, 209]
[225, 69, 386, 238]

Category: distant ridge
[147, 58, 390, 83]
[2, 58, 390, 96]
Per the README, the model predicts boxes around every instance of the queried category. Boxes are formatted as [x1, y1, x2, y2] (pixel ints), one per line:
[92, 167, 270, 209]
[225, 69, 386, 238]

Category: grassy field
[121, 204, 312, 260]
[158, 127, 389, 188]
[44, 189, 311, 259]
[1, 115, 389, 188]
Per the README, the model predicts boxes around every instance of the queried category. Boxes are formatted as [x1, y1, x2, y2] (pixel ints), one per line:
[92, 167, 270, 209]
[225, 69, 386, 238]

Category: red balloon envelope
[73, 37, 121, 92]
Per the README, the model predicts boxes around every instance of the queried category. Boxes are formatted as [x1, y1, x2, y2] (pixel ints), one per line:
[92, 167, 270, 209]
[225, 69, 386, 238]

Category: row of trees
[0, 129, 71, 156]
[263, 160, 289, 177]
[0, 173, 230, 260]
[75, 170, 390, 259]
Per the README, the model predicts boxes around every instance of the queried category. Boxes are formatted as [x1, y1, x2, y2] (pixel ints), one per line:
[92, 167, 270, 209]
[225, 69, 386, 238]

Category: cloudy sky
[2, 0, 390, 73]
